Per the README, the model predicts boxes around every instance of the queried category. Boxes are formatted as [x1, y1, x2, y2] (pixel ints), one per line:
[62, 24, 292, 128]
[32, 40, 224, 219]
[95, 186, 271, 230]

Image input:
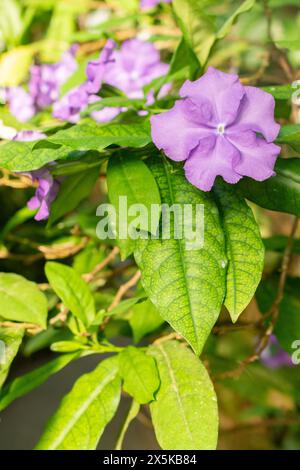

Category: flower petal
[228, 131, 281, 180]
[180, 67, 245, 126]
[151, 100, 212, 161]
[184, 136, 241, 191]
[232, 86, 280, 142]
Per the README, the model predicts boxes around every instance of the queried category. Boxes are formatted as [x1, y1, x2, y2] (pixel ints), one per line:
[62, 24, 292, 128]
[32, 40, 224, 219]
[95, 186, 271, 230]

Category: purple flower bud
[27, 168, 60, 221]
[261, 335, 294, 369]
[6, 87, 36, 122]
[151, 67, 281, 191]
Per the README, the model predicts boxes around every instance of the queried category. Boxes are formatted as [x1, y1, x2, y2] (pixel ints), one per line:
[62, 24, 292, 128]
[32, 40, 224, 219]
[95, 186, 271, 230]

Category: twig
[108, 270, 141, 312]
[83, 246, 120, 282]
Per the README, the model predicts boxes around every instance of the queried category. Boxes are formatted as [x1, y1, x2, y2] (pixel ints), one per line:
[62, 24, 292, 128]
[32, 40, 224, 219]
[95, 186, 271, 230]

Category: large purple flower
[29, 47, 77, 110]
[7, 87, 36, 122]
[151, 67, 281, 191]
[261, 335, 293, 369]
[141, 0, 172, 9]
[104, 39, 169, 99]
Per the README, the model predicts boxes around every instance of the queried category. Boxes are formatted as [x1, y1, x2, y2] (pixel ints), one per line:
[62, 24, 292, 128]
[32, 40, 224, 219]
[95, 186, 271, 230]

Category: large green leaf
[0, 327, 24, 388]
[0, 140, 76, 172]
[149, 341, 218, 450]
[237, 158, 300, 217]
[0, 273, 47, 328]
[213, 181, 264, 321]
[35, 356, 121, 450]
[118, 346, 160, 404]
[0, 352, 78, 410]
[134, 159, 226, 355]
[45, 262, 95, 327]
[48, 166, 100, 226]
[106, 154, 161, 258]
[173, 0, 255, 66]
[48, 120, 151, 151]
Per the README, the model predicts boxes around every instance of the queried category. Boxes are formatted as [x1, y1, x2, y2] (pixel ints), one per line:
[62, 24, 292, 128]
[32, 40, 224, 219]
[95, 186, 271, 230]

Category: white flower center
[217, 123, 225, 135]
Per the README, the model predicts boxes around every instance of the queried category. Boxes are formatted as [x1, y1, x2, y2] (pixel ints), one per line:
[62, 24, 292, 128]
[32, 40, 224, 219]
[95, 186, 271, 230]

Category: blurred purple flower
[261, 335, 293, 369]
[104, 39, 169, 99]
[14, 130, 46, 141]
[26, 168, 60, 221]
[86, 39, 116, 94]
[53, 84, 89, 123]
[29, 47, 78, 110]
[7, 87, 36, 122]
[141, 0, 171, 10]
[151, 67, 281, 191]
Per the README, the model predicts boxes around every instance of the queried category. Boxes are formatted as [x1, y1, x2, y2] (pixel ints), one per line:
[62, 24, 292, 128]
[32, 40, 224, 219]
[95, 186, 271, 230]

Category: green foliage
[149, 341, 218, 450]
[36, 356, 121, 450]
[119, 346, 160, 404]
[0, 273, 47, 327]
[0, 327, 24, 388]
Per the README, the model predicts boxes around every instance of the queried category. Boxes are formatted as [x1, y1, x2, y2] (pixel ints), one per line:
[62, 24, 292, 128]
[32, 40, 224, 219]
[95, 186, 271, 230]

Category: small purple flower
[105, 39, 169, 99]
[261, 335, 293, 369]
[29, 47, 77, 110]
[151, 67, 281, 191]
[14, 130, 46, 142]
[26, 168, 60, 221]
[53, 84, 89, 123]
[7, 87, 36, 122]
[86, 39, 116, 94]
[141, 0, 171, 10]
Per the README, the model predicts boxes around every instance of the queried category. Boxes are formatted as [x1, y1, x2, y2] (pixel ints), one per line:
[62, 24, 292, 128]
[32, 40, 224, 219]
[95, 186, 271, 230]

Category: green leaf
[213, 181, 264, 321]
[48, 120, 151, 151]
[263, 84, 300, 100]
[0, 140, 76, 172]
[129, 299, 164, 343]
[83, 97, 146, 116]
[276, 124, 300, 152]
[149, 341, 218, 450]
[173, 0, 255, 67]
[237, 158, 300, 217]
[118, 346, 160, 404]
[0, 353, 78, 410]
[35, 356, 121, 450]
[0, 327, 24, 388]
[0, 273, 47, 328]
[0, 45, 36, 87]
[48, 166, 99, 226]
[106, 154, 161, 258]
[115, 399, 140, 451]
[134, 159, 226, 355]
[45, 262, 95, 327]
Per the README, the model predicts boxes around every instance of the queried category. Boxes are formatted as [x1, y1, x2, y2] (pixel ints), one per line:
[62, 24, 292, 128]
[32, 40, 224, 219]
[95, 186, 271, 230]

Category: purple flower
[26, 168, 60, 221]
[151, 67, 281, 191]
[14, 130, 46, 142]
[86, 39, 116, 94]
[105, 39, 169, 99]
[141, 0, 171, 10]
[53, 84, 89, 123]
[261, 335, 293, 369]
[29, 47, 77, 110]
[7, 87, 36, 122]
